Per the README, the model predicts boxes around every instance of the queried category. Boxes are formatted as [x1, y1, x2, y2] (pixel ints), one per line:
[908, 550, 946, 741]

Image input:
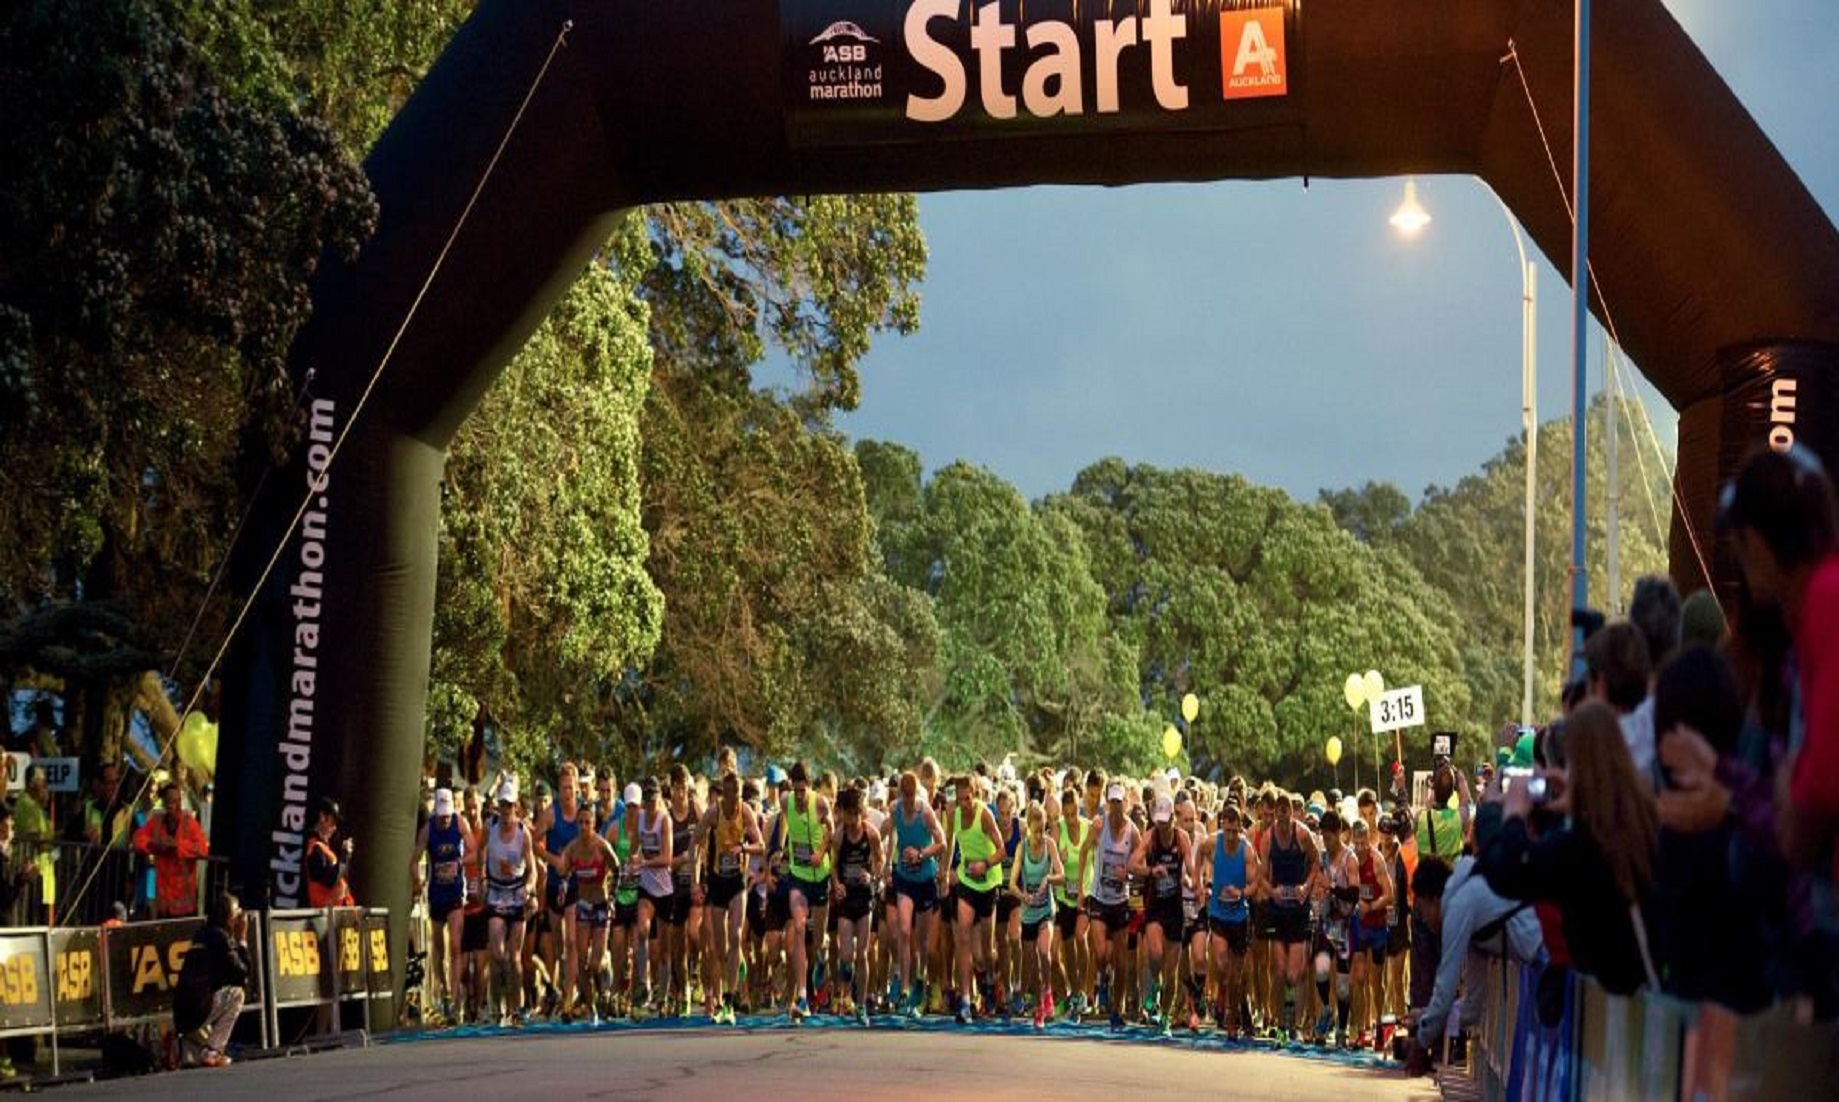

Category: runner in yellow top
[775, 761, 831, 1021]
[945, 774, 1006, 1024]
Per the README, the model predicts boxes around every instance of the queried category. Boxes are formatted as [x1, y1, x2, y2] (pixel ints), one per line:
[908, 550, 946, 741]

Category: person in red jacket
[133, 781, 209, 918]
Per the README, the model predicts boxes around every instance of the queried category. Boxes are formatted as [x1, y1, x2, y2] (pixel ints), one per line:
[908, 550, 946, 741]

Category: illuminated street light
[1389, 177, 1431, 236]
[1392, 179, 1539, 727]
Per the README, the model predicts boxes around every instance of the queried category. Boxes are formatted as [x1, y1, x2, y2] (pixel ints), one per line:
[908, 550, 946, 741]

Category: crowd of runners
[408, 751, 1426, 1049]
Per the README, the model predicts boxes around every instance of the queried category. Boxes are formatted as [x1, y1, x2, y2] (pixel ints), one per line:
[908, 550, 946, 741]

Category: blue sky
[827, 0, 1838, 504]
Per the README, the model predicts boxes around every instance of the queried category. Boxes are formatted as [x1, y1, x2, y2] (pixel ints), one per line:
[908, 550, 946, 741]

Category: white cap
[1152, 795, 1174, 823]
[1164, 766, 1182, 784]
[1105, 782, 1126, 803]
[868, 781, 888, 806]
[495, 778, 519, 805]
[623, 782, 642, 806]
[433, 788, 454, 817]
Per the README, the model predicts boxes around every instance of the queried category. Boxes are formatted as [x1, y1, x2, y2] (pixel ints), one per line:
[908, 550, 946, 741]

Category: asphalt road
[56, 1021, 1444, 1101]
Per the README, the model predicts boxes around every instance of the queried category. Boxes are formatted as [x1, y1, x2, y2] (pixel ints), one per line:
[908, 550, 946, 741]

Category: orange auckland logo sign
[1220, 6, 1287, 100]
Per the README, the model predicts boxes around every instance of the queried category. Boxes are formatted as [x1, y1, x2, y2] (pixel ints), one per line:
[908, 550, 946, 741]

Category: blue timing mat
[385, 1009, 1397, 1070]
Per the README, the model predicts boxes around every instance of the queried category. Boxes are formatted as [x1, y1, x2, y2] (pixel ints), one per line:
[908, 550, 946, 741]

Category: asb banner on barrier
[0, 934, 51, 1034]
[104, 918, 200, 1022]
[783, 0, 1300, 146]
[50, 928, 102, 1029]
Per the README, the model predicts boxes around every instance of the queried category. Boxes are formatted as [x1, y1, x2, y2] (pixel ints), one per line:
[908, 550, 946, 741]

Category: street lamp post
[1392, 181, 1539, 726]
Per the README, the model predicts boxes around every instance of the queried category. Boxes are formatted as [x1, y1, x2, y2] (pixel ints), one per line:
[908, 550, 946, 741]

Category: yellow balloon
[1162, 725, 1183, 760]
[1325, 736, 1343, 766]
[176, 712, 209, 769]
[1343, 673, 1366, 711]
[1363, 670, 1386, 705]
[198, 719, 218, 772]
[1181, 693, 1200, 724]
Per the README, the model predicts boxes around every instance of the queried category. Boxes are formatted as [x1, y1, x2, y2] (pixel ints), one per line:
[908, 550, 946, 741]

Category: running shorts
[1351, 920, 1388, 961]
[1146, 901, 1184, 940]
[835, 883, 876, 923]
[489, 903, 527, 925]
[995, 893, 1018, 926]
[431, 895, 465, 924]
[1270, 904, 1309, 946]
[1021, 917, 1049, 943]
[892, 875, 938, 914]
[576, 899, 611, 929]
[1208, 916, 1249, 955]
[613, 898, 640, 929]
[784, 875, 829, 911]
[956, 883, 996, 922]
[1085, 898, 1129, 934]
[1053, 903, 1080, 940]
[707, 873, 746, 910]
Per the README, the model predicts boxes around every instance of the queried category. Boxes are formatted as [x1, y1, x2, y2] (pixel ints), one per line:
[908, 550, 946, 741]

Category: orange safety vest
[306, 836, 355, 907]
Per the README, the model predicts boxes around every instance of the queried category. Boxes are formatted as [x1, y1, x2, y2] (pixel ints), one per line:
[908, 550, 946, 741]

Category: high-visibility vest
[307, 836, 354, 907]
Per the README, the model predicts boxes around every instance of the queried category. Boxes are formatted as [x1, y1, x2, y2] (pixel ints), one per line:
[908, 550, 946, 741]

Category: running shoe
[1187, 1008, 1201, 1034]
[1109, 1010, 1125, 1032]
[1095, 978, 1110, 1014]
[791, 997, 810, 1023]
[1042, 989, 1056, 1023]
[855, 1004, 870, 1027]
[1160, 1011, 1173, 1038]
[1033, 1000, 1046, 1030]
[1315, 1007, 1334, 1041]
[956, 996, 973, 1025]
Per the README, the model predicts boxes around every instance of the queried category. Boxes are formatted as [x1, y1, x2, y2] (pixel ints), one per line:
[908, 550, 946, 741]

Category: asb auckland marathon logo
[805, 20, 885, 103]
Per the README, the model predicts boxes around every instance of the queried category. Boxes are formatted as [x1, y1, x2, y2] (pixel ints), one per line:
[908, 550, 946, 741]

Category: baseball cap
[433, 788, 454, 817]
[1105, 782, 1125, 803]
[1152, 795, 1173, 823]
[495, 778, 518, 805]
[764, 764, 787, 786]
[623, 782, 642, 806]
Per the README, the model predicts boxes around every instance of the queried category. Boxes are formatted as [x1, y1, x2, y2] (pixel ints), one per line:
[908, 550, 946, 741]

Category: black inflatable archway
[219, 0, 1839, 979]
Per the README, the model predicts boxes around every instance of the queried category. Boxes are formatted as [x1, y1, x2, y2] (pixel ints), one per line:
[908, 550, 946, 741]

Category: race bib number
[718, 851, 742, 876]
[792, 843, 815, 867]
[433, 861, 460, 884]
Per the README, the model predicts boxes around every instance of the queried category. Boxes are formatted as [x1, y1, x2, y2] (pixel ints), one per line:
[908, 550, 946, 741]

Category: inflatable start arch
[218, 0, 1839, 979]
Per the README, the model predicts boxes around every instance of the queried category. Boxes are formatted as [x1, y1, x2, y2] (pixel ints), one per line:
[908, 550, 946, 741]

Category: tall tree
[1048, 461, 1473, 784]
[1320, 394, 1675, 726]
[0, 0, 375, 756]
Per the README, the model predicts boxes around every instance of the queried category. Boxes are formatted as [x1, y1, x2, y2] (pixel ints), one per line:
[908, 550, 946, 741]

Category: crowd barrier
[11, 840, 235, 927]
[0, 906, 394, 1078]
[1466, 957, 1838, 1100]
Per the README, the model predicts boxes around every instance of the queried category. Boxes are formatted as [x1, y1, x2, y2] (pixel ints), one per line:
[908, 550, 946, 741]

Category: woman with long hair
[1480, 700, 1660, 995]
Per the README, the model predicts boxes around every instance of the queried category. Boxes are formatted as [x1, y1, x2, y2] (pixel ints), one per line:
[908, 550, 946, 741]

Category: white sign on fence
[1369, 684, 1426, 734]
[3, 751, 30, 792]
[4, 754, 80, 793]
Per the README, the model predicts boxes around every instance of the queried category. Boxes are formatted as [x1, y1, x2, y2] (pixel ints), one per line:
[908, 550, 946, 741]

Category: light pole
[1391, 180, 1539, 726]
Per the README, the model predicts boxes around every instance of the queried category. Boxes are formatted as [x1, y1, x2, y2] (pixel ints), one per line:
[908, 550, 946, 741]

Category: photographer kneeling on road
[175, 892, 251, 1068]
[1404, 795, 1545, 1076]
